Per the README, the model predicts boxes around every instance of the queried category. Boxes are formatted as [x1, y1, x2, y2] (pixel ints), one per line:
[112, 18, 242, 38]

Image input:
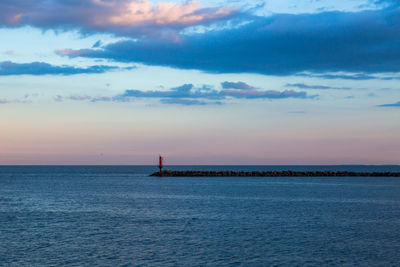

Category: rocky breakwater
[150, 170, 400, 177]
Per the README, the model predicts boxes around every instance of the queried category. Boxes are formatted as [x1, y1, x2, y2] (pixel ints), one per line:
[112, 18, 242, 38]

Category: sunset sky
[1, 0, 399, 165]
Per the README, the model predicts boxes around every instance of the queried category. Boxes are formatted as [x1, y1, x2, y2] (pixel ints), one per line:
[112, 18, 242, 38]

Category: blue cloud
[92, 40, 102, 48]
[120, 83, 310, 100]
[286, 83, 351, 90]
[377, 101, 400, 107]
[295, 73, 380, 80]
[120, 84, 224, 100]
[297, 72, 400, 80]
[222, 89, 309, 99]
[57, 82, 312, 105]
[0, 97, 32, 104]
[374, 0, 400, 7]
[0, 61, 124, 75]
[160, 99, 212, 106]
[57, 7, 400, 75]
[221, 81, 256, 90]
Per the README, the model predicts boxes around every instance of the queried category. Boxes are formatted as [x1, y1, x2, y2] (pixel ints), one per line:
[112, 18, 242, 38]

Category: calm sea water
[1, 165, 400, 266]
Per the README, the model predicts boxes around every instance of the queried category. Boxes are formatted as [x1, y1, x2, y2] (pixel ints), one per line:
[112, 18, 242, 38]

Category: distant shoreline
[150, 170, 400, 177]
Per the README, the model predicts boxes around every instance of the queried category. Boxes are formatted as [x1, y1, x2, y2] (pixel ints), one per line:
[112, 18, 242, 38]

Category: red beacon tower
[159, 155, 164, 173]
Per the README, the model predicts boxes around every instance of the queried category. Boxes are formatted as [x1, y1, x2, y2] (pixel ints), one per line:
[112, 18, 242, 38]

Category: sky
[0, 0, 399, 165]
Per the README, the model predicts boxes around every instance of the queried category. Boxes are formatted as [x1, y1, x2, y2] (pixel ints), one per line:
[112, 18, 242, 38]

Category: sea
[1, 165, 400, 266]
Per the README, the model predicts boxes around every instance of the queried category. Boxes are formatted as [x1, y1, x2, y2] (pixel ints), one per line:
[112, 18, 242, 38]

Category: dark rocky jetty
[150, 170, 400, 177]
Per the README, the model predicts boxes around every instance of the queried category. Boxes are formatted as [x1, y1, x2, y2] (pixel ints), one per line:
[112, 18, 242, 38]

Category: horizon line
[1, 164, 399, 167]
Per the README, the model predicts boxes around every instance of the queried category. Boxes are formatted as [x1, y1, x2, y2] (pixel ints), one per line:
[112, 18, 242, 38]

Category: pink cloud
[106, 1, 234, 26]
[54, 49, 90, 57]
[0, 0, 237, 38]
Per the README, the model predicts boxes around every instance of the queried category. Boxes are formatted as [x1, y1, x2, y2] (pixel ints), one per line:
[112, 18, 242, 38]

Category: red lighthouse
[159, 155, 164, 173]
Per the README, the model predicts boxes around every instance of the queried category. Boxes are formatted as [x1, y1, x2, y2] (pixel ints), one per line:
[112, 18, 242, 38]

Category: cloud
[0, 0, 237, 39]
[4, 50, 14, 55]
[119, 84, 223, 100]
[0, 61, 126, 75]
[222, 89, 309, 99]
[120, 83, 311, 100]
[55, 95, 118, 103]
[0, 94, 41, 104]
[160, 98, 211, 106]
[53, 95, 63, 102]
[295, 73, 380, 80]
[92, 40, 103, 48]
[56, 82, 312, 105]
[54, 49, 97, 57]
[377, 101, 400, 107]
[0, 98, 32, 104]
[286, 83, 351, 90]
[68, 96, 93, 101]
[373, 0, 400, 7]
[221, 81, 256, 90]
[106, 1, 235, 27]
[56, 7, 400, 75]
[296, 72, 400, 80]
